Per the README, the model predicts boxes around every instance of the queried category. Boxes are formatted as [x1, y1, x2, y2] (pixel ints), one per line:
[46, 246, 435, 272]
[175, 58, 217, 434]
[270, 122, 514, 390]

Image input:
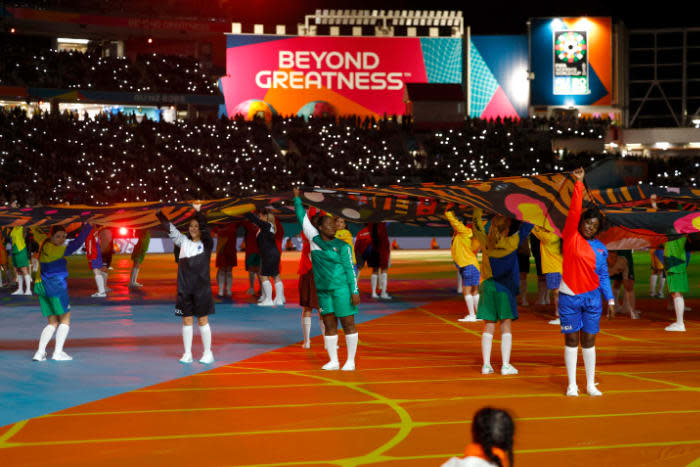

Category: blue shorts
[558, 289, 603, 335]
[458, 265, 480, 287]
[545, 272, 562, 290]
[90, 257, 103, 270]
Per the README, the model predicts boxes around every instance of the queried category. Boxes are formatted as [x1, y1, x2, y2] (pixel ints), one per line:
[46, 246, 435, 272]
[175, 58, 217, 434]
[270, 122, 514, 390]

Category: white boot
[258, 281, 274, 306]
[322, 335, 339, 370]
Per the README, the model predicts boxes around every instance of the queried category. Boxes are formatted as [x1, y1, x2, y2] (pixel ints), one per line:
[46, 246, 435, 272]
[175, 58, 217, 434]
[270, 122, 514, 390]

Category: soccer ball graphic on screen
[555, 32, 587, 63]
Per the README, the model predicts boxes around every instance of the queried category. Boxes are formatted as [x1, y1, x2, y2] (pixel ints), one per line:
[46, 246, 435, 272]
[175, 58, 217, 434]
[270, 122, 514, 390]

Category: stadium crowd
[1, 108, 696, 207]
[0, 42, 218, 95]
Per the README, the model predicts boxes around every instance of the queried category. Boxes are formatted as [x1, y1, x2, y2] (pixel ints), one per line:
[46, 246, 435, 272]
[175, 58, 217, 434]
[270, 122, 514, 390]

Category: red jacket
[85, 231, 100, 264]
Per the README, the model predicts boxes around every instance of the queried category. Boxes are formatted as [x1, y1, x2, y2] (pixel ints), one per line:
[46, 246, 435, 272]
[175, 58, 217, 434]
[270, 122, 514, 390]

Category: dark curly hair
[472, 407, 515, 467]
[579, 206, 607, 236]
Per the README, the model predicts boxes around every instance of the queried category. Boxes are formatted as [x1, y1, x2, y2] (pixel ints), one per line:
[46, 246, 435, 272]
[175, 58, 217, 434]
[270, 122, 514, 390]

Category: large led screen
[220, 35, 462, 118]
[530, 17, 612, 106]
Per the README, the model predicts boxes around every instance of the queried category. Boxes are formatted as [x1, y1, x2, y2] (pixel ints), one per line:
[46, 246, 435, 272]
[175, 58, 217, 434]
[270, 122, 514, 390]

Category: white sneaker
[24, 289, 32, 295]
[218, 291, 224, 297]
[258, 299, 275, 307]
[548, 318, 561, 325]
[179, 353, 193, 363]
[587, 384, 603, 396]
[371, 292, 379, 299]
[380, 292, 392, 300]
[501, 363, 519, 375]
[257, 295, 265, 303]
[341, 361, 355, 371]
[302, 341, 311, 349]
[199, 351, 214, 364]
[32, 351, 46, 361]
[52, 351, 73, 361]
[91, 292, 107, 298]
[665, 322, 686, 332]
[566, 385, 579, 397]
[11, 288, 23, 295]
[481, 364, 494, 375]
[458, 314, 478, 322]
[457, 287, 463, 294]
[273, 297, 285, 306]
[322, 361, 340, 370]
[650, 292, 657, 298]
[630, 311, 640, 320]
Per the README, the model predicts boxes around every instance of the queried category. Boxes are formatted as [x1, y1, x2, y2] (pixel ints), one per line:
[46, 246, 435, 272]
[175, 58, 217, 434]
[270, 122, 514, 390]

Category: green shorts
[35, 282, 69, 317]
[476, 278, 518, 322]
[317, 288, 358, 318]
[12, 249, 29, 269]
[667, 271, 689, 294]
[245, 253, 261, 271]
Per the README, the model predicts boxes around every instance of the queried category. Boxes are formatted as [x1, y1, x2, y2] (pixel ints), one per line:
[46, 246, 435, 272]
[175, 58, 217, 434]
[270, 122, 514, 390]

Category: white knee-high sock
[226, 271, 233, 295]
[565, 346, 578, 388]
[659, 277, 666, 295]
[199, 324, 212, 353]
[324, 335, 339, 364]
[674, 296, 685, 324]
[650, 274, 658, 295]
[302, 316, 311, 343]
[370, 274, 378, 294]
[262, 281, 273, 301]
[481, 332, 493, 366]
[473, 294, 480, 312]
[37, 325, 56, 354]
[217, 270, 224, 295]
[94, 269, 105, 293]
[582, 346, 596, 389]
[501, 333, 512, 365]
[182, 325, 193, 355]
[457, 271, 463, 293]
[24, 274, 32, 293]
[54, 323, 70, 354]
[15, 275, 24, 293]
[464, 294, 475, 316]
[380, 272, 388, 293]
[275, 280, 285, 301]
[345, 332, 358, 365]
[129, 266, 139, 285]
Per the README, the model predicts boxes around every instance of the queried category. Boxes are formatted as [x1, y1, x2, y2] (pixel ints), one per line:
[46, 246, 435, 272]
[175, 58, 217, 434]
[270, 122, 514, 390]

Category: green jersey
[664, 237, 687, 274]
[294, 197, 359, 295]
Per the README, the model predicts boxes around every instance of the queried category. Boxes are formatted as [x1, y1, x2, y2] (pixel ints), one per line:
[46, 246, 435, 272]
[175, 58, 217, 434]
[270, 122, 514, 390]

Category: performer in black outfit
[156, 204, 215, 364]
[244, 209, 284, 306]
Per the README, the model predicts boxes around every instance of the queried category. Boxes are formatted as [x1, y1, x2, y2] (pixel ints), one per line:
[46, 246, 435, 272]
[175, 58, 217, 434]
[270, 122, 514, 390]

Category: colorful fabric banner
[2, 174, 699, 250]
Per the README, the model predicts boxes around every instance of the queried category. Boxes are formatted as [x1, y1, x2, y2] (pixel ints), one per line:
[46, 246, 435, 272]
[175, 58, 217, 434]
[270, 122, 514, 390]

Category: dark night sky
[231, 1, 690, 34]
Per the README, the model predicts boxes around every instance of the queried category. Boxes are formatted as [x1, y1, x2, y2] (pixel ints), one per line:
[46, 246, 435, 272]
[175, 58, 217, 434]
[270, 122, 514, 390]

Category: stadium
[1, 2, 700, 466]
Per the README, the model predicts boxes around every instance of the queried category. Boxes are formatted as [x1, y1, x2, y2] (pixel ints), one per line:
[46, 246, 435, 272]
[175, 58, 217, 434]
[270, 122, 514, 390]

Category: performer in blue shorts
[560, 168, 615, 397]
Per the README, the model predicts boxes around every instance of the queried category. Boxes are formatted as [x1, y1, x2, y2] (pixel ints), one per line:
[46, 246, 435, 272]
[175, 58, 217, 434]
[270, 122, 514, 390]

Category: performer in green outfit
[293, 188, 360, 371]
[10, 226, 32, 295]
[129, 229, 151, 288]
[664, 236, 689, 332]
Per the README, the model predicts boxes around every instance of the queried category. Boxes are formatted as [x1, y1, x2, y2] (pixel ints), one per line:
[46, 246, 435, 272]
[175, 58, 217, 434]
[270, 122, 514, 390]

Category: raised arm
[194, 210, 213, 252]
[517, 222, 534, 245]
[244, 212, 271, 232]
[64, 223, 93, 256]
[293, 195, 320, 242]
[564, 168, 585, 238]
[445, 210, 472, 237]
[157, 210, 185, 247]
[472, 207, 487, 245]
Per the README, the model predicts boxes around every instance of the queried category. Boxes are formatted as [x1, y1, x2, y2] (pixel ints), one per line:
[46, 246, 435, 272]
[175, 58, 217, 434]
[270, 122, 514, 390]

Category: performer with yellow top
[446, 210, 481, 323]
[532, 226, 564, 325]
[10, 226, 32, 295]
[472, 207, 533, 376]
[334, 217, 356, 272]
[32, 223, 93, 361]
